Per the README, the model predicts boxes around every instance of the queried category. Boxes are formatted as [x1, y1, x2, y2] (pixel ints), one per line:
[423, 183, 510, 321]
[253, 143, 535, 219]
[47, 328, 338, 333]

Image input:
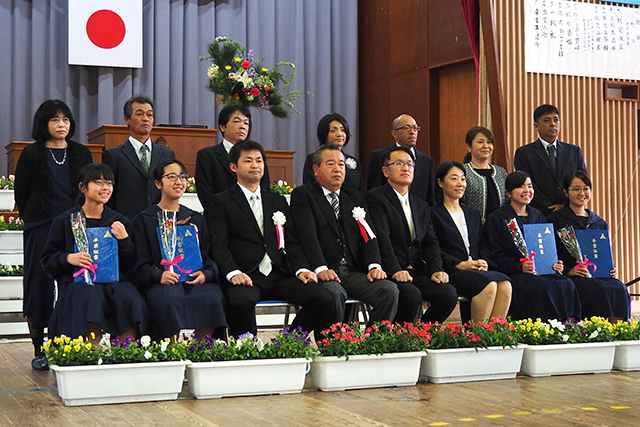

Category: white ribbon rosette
[272, 211, 287, 249]
[345, 158, 357, 170]
[352, 207, 376, 243]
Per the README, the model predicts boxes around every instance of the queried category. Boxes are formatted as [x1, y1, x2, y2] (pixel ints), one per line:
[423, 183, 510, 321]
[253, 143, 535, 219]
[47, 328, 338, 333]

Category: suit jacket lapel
[339, 190, 360, 257]
[533, 139, 556, 176]
[148, 143, 165, 174]
[229, 184, 263, 237]
[313, 184, 340, 235]
[122, 141, 146, 176]
[383, 185, 411, 241]
[409, 194, 425, 242]
[215, 143, 236, 179]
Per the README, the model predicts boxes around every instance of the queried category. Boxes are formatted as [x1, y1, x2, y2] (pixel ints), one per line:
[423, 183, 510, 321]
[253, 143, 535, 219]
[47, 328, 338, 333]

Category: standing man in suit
[366, 146, 458, 323]
[367, 114, 436, 206]
[195, 105, 270, 213]
[103, 95, 175, 219]
[290, 144, 399, 323]
[207, 140, 335, 339]
[514, 104, 588, 216]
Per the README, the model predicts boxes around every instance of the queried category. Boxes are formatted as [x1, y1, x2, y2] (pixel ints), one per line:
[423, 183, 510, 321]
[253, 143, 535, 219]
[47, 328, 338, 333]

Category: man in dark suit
[514, 104, 588, 216]
[366, 147, 458, 323]
[103, 95, 175, 219]
[207, 140, 334, 339]
[195, 105, 270, 214]
[367, 114, 436, 206]
[290, 144, 399, 323]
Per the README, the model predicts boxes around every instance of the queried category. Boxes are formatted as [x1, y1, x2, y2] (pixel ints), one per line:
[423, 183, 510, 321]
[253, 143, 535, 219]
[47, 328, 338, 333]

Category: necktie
[329, 192, 340, 220]
[140, 145, 150, 176]
[547, 144, 557, 172]
[250, 195, 272, 276]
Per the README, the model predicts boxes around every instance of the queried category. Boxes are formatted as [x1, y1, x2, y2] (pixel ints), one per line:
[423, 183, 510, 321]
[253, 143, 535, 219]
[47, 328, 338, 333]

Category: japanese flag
[68, 0, 143, 68]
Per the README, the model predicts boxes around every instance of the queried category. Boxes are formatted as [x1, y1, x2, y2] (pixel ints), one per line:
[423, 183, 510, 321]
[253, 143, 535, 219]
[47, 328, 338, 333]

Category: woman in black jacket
[14, 100, 92, 370]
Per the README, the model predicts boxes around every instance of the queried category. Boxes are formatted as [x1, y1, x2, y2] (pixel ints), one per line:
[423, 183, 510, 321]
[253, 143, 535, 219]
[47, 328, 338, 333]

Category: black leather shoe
[31, 355, 49, 371]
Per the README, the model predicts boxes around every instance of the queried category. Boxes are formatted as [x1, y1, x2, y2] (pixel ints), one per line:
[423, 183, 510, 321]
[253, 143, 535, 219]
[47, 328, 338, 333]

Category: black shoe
[31, 355, 49, 371]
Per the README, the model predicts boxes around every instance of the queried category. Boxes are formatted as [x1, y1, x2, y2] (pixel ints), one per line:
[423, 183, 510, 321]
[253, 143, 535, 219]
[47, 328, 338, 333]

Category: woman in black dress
[485, 171, 582, 320]
[14, 100, 92, 370]
[547, 171, 630, 321]
[132, 159, 227, 341]
[430, 161, 512, 321]
[302, 113, 366, 192]
[41, 163, 148, 344]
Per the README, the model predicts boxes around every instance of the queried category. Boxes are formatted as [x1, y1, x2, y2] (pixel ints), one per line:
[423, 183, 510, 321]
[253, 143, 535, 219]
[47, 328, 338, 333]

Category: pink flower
[241, 60, 251, 69]
[250, 87, 260, 97]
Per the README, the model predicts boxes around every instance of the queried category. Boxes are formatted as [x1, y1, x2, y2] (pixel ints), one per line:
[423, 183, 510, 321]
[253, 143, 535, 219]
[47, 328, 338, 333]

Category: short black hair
[228, 140, 266, 166]
[153, 158, 188, 183]
[75, 163, 115, 205]
[435, 160, 465, 204]
[563, 170, 592, 191]
[505, 170, 531, 192]
[124, 95, 155, 119]
[31, 99, 76, 143]
[533, 104, 560, 122]
[218, 105, 252, 138]
[317, 113, 351, 147]
[312, 144, 343, 167]
[382, 146, 415, 165]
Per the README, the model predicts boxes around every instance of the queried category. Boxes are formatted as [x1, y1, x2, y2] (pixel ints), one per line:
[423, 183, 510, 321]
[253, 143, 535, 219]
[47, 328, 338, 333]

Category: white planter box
[421, 345, 527, 384]
[311, 352, 426, 392]
[187, 358, 309, 399]
[51, 360, 190, 406]
[521, 342, 619, 377]
[0, 230, 23, 254]
[0, 253, 23, 265]
[0, 276, 22, 299]
[613, 340, 640, 371]
[180, 193, 203, 213]
[0, 190, 14, 211]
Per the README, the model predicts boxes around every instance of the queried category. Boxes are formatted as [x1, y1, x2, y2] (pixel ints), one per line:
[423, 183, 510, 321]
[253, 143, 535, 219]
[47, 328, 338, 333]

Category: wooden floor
[1, 340, 640, 427]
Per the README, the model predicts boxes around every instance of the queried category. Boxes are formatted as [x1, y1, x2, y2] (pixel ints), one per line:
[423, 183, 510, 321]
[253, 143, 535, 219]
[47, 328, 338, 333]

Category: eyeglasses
[569, 187, 591, 194]
[393, 125, 421, 132]
[384, 161, 416, 169]
[90, 179, 115, 187]
[162, 173, 189, 182]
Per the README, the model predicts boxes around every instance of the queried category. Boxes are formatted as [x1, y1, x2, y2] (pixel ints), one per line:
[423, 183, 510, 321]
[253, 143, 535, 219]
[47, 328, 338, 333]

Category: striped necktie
[547, 144, 557, 172]
[140, 145, 150, 176]
[329, 192, 340, 220]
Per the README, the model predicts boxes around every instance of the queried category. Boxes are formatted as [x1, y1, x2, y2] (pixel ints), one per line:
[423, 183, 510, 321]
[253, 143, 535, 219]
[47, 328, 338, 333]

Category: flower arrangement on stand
[611, 318, 640, 371]
[0, 264, 23, 276]
[0, 175, 14, 190]
[0, 216, 22, 231]
[186, 177, 197, 194]
[201, 37, 301, 118]
[311, 321, 428, 391]
[43, 334, 189, 406]
[270, 180, 294, 196]
[514, 317, 619, 377]
[418, 317, 526, 384]
[185, 327, 315, 399]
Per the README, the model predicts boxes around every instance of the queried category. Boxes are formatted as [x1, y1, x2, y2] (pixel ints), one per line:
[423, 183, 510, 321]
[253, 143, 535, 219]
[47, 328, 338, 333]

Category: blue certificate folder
[156, 224, 203, 282]
[575, 230, 614, 278]
[74, 227, 119, 283]
[523, 223, 558, 276]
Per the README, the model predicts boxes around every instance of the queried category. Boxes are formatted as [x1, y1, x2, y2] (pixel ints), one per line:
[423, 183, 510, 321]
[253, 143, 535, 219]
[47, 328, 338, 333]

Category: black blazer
[430, 204, 497, 273]
[14, 140, 93, 223]
[366, 144, 436, 206]
[195, 143, 270, 213]
[513, 139, 587, 215]
[365, 184, 443, 276]
[290, 182, 382, 272]
[102, 140, 175, 219]
[207, 183, 307, 279]
[302, 152, 366, 193]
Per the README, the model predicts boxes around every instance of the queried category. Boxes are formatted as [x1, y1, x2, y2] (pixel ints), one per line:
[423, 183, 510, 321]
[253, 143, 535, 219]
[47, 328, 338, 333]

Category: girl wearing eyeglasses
[132, 158, 227, 341]
[41, 163, 148, 345]
[547, 171, 630, 321]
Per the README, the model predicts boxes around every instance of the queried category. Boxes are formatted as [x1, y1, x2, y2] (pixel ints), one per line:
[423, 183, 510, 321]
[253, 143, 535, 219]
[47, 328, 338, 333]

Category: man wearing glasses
[103, 95, 175, 219]
[367, 114, 436, 206]
[366, 146, 457, 324]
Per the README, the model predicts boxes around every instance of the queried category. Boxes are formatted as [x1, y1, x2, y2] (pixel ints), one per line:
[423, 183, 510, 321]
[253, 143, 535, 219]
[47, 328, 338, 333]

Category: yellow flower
[43, 340, 51, 350]
[74, 344, 81, 352]
[225, 65, 232, 70]
[533, 331, 540, 337]
[91, 332, 96, 340]
[85, 343, 92, 350]
[64, 345, 72, 352]
[78, 335, 84, 343]
[65, 337, 71, 344]
[234, 57, 242, 62]
[262, 67, 269, 72]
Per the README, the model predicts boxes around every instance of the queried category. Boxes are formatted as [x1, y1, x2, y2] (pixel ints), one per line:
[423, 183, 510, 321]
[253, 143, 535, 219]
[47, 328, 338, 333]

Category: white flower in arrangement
[562, 334, 569, 342]
[140, 335, 151, 348]
[278, 180, 285, 186]
[272, 211, 287, 226]
[99, 335, 111, 348]
[549, 319, 566, 331]
[207, 64, 219, 79]
[255, 337, 265, 351]
[229, 71, 252, 88]
[160, 340, 169, 352]
[589, 330, 599, 339]
[345, 158, 357, 170]
[97, 358, 103, 365]
[144, 350, 152, 360]
[352, 207, 367, 221]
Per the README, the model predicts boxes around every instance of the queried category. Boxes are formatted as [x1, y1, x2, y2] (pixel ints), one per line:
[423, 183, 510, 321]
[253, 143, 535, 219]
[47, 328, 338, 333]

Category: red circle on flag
[86, 10, 126, 49]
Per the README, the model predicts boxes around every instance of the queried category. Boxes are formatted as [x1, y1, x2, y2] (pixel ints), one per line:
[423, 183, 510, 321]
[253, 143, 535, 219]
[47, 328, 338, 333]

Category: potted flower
[185, 327, 315, 399]
[419, 316, 526, 384]
[179, 176, 203, 212]
[0, 175, 15, 211]
[515, 317, 618, 377]
[43, 334, 189, 406]
[0, 264, 23, 300]
[270, 180, 295, 204]
[0, 216, 24, 257]
[611, 318, 640, 371]
[311, 321, 427, 391]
